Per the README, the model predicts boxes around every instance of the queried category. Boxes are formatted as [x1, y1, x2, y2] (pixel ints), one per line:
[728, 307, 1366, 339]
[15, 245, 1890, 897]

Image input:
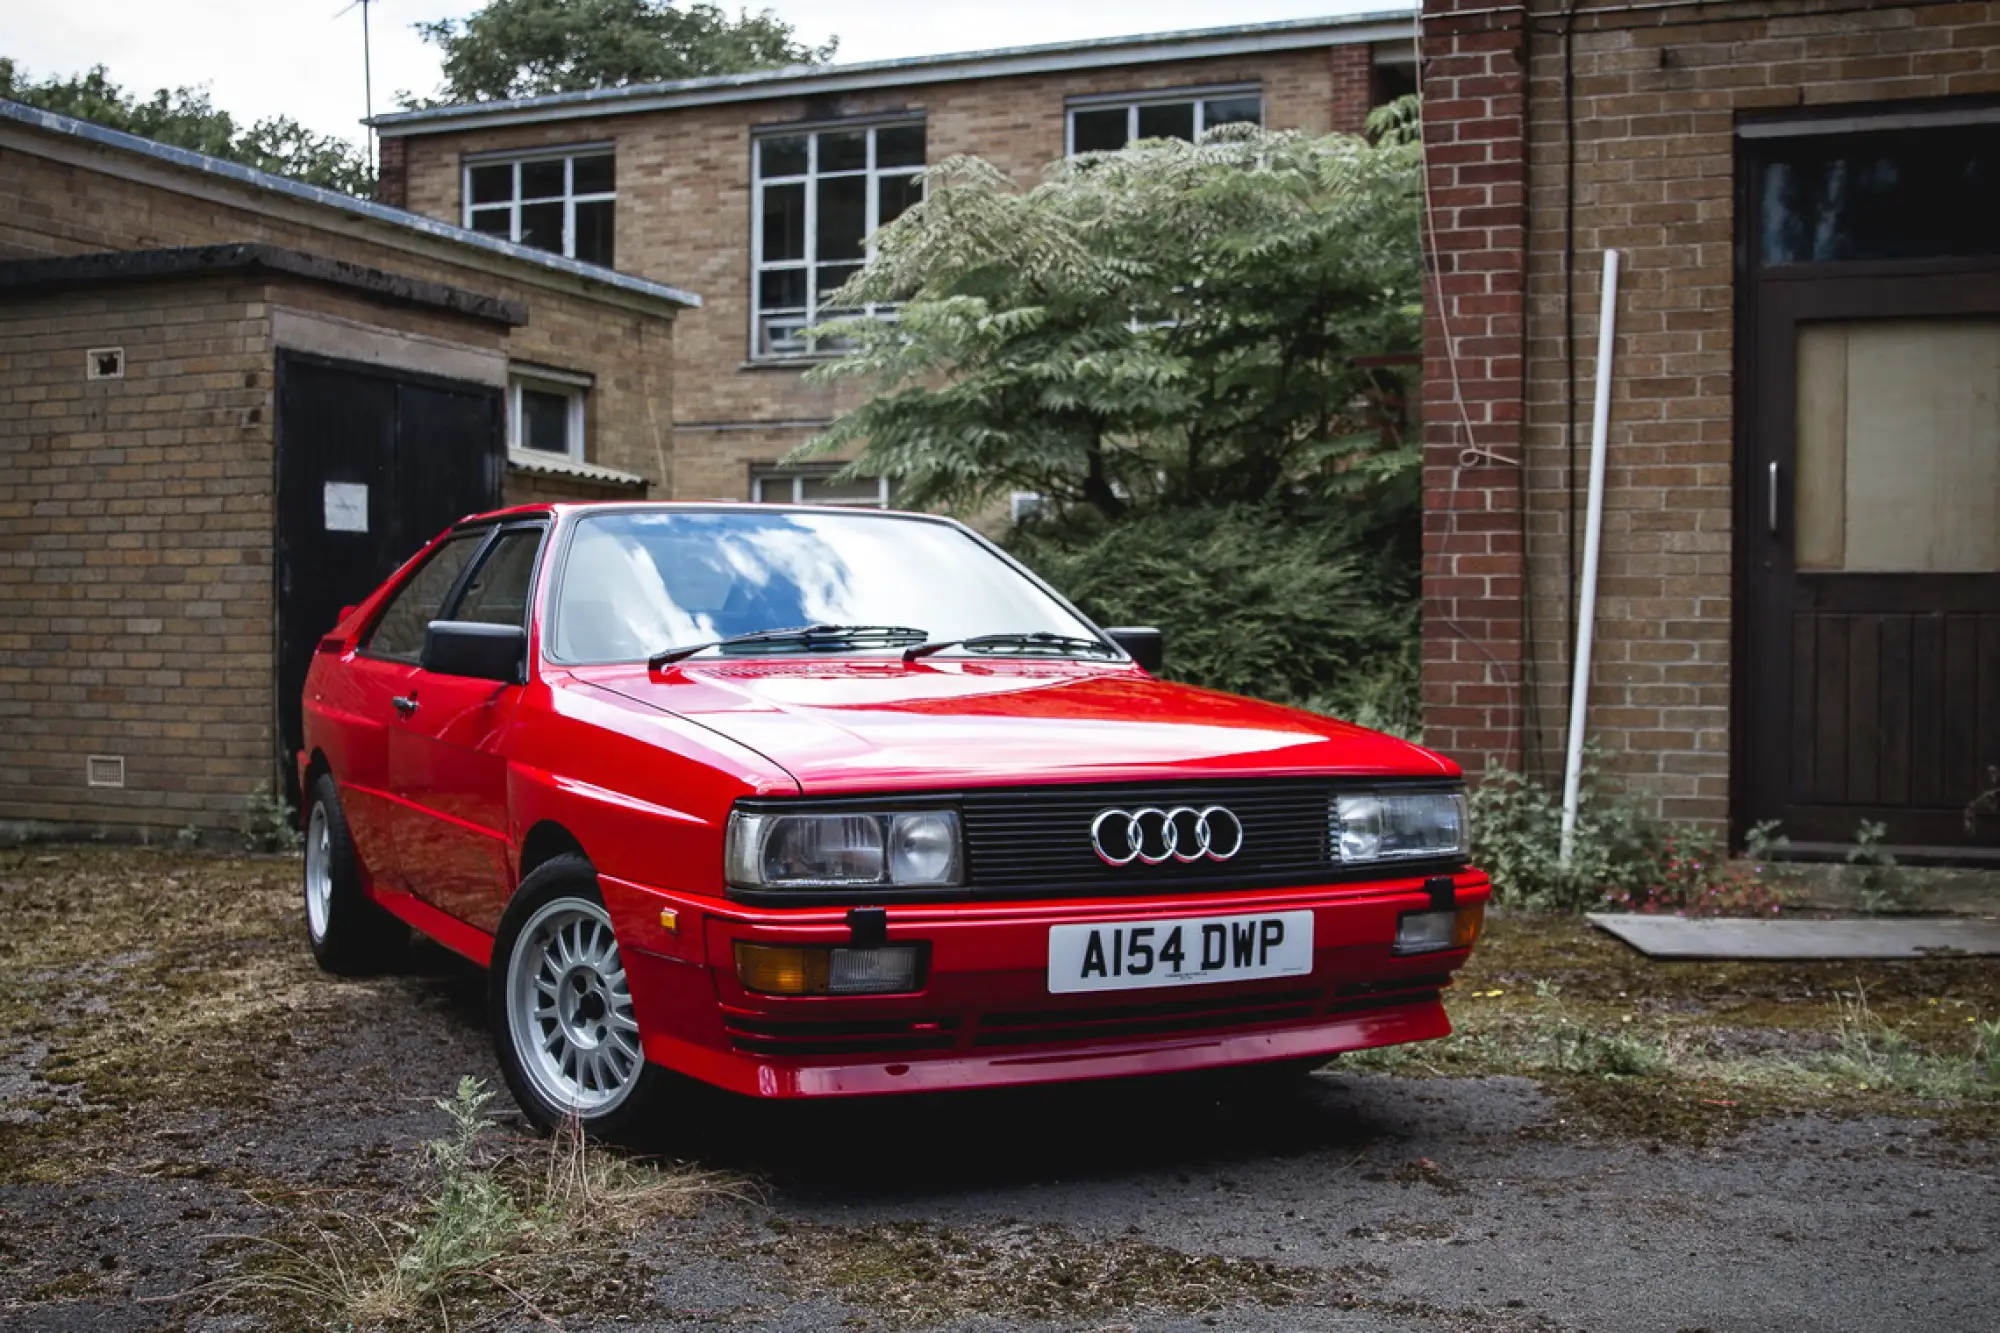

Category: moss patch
[1347, 913, 2000, 1141]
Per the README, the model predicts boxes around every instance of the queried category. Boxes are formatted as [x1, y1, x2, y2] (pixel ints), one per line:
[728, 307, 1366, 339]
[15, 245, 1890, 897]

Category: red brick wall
[376, 134, 408, 209]
[1418, 0, 1530, 775]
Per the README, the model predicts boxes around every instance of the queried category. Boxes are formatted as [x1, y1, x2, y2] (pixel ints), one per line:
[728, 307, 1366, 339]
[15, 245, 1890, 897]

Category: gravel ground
[0, 846, 1994, 1333]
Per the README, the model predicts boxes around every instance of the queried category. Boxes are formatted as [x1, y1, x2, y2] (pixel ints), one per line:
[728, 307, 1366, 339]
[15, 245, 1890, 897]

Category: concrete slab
[1585, 913, 2000, 960]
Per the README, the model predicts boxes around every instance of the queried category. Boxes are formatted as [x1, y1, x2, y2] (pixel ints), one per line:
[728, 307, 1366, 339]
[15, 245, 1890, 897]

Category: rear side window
[364, 532, 484, 662]
[451, 528, 545, 629]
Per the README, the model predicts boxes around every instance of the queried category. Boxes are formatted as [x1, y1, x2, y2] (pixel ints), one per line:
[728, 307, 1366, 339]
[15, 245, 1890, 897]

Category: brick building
[371, 13, 1419, 505]
[1418, 0, 2000, 860]
[0, 100, 697, 836]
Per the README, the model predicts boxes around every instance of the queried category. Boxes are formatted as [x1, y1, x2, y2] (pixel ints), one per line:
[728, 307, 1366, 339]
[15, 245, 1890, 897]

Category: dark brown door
[1739, 118, 2000, 859]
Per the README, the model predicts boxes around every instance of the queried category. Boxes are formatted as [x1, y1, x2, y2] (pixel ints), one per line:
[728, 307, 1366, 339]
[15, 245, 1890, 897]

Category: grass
[1347, 914, 2000, 1140]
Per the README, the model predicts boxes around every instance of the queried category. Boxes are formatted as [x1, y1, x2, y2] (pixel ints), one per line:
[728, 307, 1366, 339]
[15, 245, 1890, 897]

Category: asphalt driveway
[1, 846, 1994, 1332]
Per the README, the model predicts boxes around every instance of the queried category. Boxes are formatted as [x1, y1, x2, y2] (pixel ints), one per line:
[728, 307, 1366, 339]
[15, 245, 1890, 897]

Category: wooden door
[1738, 117, 2000, 859]
[275, 353, 503, 799]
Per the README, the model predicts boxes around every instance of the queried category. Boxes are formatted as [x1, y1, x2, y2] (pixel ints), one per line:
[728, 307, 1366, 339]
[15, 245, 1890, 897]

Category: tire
[489, 854, 673, 1139]
[302, 772, 407, 975]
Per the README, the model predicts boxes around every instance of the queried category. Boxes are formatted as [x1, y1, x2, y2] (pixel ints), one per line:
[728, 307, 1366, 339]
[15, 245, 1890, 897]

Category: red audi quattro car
[299, 502, 1487, 1136]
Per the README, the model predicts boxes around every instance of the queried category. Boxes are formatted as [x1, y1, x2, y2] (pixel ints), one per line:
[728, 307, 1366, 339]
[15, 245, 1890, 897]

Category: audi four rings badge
[1090, 806, 1244, 865]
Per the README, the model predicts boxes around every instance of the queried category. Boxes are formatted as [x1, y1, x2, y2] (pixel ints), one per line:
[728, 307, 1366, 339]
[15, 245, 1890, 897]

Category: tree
[0, 58, 374, 196]
[795, 107, 1424, 523]
[411, 0, 836, 105]
[796, 106, 1427, 729]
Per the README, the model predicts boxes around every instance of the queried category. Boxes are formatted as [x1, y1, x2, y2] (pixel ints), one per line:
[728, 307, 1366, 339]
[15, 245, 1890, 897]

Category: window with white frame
[752, 120, 925, 358]
[465, 148, 615, 267]
[749, 466, 894, 507]
[1066, 88, 1263, 155]
[509, 371, 588, 461]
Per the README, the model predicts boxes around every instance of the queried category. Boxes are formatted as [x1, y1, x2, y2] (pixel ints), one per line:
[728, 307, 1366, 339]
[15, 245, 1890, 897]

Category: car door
[389, 522, 547, 933]
[336, 529, 489, 891]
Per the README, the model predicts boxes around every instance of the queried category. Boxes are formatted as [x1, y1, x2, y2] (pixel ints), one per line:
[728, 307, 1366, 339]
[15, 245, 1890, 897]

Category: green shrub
[1007, 502, 1419, 733]
[1465, 754, 1665, 912]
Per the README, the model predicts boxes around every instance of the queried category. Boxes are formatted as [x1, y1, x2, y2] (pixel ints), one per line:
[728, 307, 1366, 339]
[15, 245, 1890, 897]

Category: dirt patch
[758, 1217, 1313, 1324]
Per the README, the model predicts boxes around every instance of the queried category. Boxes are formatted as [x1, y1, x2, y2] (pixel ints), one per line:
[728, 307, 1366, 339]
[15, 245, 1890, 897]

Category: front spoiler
[631, 991, 1450, 1098]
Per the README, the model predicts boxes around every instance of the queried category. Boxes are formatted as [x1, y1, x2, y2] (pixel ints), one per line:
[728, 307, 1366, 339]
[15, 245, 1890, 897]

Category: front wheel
[490, 854, 673, 1138]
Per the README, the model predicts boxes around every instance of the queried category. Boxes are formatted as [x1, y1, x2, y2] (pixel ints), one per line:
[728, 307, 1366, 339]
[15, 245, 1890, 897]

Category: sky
[6, 0, 1403, 151]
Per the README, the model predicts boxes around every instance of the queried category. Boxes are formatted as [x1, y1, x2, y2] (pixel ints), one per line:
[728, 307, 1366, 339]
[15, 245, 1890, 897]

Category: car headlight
[1331, 790, 1467, 864]
[725, 809, 963, 890]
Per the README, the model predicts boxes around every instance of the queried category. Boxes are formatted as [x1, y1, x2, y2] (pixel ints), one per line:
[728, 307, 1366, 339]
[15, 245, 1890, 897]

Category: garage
[0, 101, 696, 837]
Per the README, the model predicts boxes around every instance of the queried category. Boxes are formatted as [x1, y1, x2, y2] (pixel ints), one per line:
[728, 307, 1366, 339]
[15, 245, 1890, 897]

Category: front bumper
[601, 869, 1487, 1099]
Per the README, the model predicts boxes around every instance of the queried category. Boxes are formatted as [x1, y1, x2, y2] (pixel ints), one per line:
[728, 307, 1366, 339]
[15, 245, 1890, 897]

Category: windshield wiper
[902, 631, 1122, 663]
[649, 624, 929, 670]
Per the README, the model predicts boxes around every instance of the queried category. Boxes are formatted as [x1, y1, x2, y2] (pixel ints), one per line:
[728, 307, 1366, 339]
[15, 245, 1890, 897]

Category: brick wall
[1418, 1, 1530, 775]
[390, 44, 1390, 497]
[1, 132, 679, 492]
[1422, 0, 2000, 828]
[0, 281, 278, 834]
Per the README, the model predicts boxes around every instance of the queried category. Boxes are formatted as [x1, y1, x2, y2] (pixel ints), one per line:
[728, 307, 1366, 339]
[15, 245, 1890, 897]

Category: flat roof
[0, 244, 530, 326]
[373, 11, 1418, 138]
[0, 98, 700, 310]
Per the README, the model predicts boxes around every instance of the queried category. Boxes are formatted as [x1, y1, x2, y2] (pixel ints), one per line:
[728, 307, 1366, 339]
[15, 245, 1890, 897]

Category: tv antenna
[335, 0, 378, 174]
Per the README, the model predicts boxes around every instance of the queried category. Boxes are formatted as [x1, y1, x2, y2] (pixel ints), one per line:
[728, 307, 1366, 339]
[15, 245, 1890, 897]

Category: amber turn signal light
[1452, 901, 1485, 950]
[734, 943, 923, 996]
[1394, 901, 1485, 956]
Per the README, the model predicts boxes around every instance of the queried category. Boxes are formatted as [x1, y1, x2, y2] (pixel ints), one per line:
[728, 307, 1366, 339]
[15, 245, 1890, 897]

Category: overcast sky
[8, 1, 1403, 151]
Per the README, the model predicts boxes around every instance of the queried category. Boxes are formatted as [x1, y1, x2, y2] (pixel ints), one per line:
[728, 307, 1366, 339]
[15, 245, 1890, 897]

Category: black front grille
[960, 779, 1333, 894]
[723, 1013, 961, 1057]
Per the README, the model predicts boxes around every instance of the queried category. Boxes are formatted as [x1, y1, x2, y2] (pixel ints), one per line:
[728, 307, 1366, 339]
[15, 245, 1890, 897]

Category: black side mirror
[1106, 626, 1164, 674]
[422, 621, 527, 683]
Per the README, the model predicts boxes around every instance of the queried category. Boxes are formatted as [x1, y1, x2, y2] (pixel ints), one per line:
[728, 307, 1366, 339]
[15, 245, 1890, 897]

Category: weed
[1848, 821, 1915, 914]
[240, 782, 302, 855]
[189, 1076, 734, 1328]
[1821, 989, 2000, 1101]
[1551, 1023, 1670, 1078]
[1604, 826, 1788, 918]
[1468, 747, 1665, 912]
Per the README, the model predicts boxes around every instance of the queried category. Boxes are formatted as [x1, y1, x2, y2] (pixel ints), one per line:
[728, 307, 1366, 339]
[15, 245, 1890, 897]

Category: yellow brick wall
[0, 280, 279, 833]
[0, 137, 679, 491]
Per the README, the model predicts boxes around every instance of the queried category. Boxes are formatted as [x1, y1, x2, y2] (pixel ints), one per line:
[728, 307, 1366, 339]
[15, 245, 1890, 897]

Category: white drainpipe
[1560, 249, 1621, 865]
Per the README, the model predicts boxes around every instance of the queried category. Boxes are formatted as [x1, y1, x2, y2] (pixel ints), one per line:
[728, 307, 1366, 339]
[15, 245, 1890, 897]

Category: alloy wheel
[506, 898, 644, 1115]
[304, 802, 333, 943]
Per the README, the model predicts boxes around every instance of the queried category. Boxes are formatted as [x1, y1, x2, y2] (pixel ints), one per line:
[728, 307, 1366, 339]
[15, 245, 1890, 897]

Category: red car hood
[573, 660, 1457, 793]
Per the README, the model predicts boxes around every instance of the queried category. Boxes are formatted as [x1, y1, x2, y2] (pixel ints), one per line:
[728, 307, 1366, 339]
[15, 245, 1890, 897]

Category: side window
[450, 528, 545, 628]
[364, 532, 485, 662]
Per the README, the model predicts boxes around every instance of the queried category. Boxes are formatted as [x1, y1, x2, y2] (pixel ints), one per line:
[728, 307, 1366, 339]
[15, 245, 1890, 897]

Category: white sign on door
[324, 482, 369, 533]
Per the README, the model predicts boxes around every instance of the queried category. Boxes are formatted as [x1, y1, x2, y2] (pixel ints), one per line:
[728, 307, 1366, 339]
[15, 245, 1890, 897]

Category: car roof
[452, 500, 954, 528]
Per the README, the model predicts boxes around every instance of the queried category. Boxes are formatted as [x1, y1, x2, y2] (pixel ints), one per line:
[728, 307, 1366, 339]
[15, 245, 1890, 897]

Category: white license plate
[1046, 911, 1315, 995]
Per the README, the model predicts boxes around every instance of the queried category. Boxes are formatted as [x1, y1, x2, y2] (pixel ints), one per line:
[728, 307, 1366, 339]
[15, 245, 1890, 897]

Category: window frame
[1063, 84, 1264, 156]
[508, 371, 588, 462]
[449, 523, 552, 631]
[749, 116, 926, 362]
[749, 464, 893, 508]
[462, 144, 616, 266]
[357, 525, 494, 665]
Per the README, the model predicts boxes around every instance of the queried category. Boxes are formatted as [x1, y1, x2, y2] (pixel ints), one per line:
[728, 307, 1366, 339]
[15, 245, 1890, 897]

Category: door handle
[392, 694, 419, 717]
[1767, 461, 1780, 535]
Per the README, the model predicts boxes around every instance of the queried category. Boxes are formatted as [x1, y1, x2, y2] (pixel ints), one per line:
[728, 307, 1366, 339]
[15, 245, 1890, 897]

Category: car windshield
[550, 509, 1103, 663]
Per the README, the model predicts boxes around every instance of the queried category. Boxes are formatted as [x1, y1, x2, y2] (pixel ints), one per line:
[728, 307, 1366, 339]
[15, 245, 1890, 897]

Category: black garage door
[274, 351, 503, 797]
